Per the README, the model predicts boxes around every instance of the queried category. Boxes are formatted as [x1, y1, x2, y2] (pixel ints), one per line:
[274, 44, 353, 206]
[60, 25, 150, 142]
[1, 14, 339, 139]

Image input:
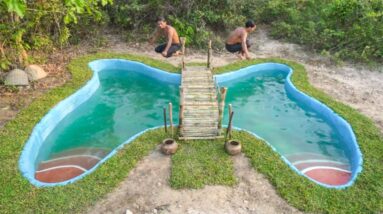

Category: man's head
[156, 16, 167, 29]
[245, 20, 256, 32]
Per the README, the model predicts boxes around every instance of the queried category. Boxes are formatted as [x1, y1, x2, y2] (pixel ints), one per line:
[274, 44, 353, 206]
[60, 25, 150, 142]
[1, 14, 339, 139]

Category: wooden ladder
[178, 39, 227, 140]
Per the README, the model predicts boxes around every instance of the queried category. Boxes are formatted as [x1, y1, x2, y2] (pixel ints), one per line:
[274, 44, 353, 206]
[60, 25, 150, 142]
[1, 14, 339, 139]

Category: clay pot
[161, 138, 178, 155]
[225, 140, 242, 155]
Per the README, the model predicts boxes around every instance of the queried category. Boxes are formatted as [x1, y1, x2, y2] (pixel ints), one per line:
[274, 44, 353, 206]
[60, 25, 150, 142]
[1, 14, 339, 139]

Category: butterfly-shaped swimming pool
[19, 59, 362, 188]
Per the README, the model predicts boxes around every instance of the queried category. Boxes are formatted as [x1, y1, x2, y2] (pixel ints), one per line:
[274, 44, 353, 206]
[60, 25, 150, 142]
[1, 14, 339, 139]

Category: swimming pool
[19, 59, 362, 188]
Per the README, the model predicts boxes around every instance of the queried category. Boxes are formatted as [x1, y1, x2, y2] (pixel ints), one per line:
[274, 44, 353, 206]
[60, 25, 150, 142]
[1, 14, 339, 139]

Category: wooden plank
[178, 136, 224, 140]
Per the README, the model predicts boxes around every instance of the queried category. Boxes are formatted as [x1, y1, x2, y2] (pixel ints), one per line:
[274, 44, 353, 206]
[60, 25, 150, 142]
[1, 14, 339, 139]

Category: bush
[0, 0, 112, 69]
[254, 0, 383, 62]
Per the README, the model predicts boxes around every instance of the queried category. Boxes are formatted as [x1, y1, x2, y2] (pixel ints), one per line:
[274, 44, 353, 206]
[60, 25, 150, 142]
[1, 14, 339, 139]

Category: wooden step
[184, 98, 216, 103]
[181, 126, 218, 136]
[182, 85, 215, 89]
[184, 91, 216, 96]
[178, 136, 224, 140]
[184, 106, 218, 112]
[184, 101, 217, 106]
[184, 87, 216, 93]
[184, 66, 209, 72]
[182, 80, 212, 84]
[180, 132, 219, 138]
[184, 111, 218, 117]
[183, 120, 218, 126]
[183, 73, 212, 77]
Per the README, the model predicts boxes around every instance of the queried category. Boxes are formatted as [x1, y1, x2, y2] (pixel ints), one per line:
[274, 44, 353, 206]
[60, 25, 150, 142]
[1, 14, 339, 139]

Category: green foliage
[1, 0, 382, 68]
[107, 0, 251, 47]
[0, 0, 112, 68]
[253, 0, 383, 62]
[2, 0, 26, 17]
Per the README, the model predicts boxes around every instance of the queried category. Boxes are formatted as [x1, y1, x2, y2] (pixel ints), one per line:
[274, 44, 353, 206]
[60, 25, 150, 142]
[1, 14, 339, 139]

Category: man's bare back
[225, 20, 256, 60]
[226, 27, 247, 45]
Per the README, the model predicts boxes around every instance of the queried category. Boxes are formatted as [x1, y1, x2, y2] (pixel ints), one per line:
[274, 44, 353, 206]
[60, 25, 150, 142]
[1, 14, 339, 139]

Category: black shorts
[155, 43, 181, 57]
[225, 39, 251, 53]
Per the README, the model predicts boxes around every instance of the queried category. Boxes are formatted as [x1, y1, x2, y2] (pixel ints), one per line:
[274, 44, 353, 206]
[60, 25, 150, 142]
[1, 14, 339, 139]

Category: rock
[126, 209, 133, 214]
[4, 69, 29, 86]
[25, 64, 47, 81]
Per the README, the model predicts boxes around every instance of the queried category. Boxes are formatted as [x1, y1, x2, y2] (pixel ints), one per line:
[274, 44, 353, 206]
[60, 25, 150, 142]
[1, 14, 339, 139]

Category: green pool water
[35, 69, 179, 165]
[221, 70, 349, 162]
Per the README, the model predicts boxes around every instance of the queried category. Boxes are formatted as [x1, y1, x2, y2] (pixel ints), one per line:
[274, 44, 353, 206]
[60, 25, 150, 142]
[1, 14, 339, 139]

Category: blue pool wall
[19, 59, 362, 188]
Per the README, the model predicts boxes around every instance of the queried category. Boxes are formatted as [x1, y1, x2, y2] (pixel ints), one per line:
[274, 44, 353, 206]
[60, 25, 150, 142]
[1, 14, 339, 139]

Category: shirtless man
[149, 17, 181, 58]
[225, 20, 256, 60]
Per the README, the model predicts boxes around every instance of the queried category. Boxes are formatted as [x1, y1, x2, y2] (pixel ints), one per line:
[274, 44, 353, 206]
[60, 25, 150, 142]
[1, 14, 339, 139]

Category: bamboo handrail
[180, 37, 186, 70]
[218, 87, 228, 132]
[207, 40, 212, 69]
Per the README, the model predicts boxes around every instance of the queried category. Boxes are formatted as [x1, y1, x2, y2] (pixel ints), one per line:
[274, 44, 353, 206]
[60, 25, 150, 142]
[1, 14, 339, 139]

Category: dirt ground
[1, 27, 382, 213]
[88, 147, 301, 214]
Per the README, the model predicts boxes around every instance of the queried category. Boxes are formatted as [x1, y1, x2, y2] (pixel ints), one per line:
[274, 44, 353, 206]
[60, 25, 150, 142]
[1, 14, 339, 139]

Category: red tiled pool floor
[286, 152, 351, 186]
[35, 147, 109, 183]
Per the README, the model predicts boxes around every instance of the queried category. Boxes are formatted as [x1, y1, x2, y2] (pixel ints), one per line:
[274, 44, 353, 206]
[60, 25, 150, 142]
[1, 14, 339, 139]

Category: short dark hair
[245, 20, 255, 28]
[156, 16, 166, 22]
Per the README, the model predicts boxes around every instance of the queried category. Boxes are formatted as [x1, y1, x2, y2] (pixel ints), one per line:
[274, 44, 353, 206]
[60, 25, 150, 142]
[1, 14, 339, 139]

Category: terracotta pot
[161, 138, 178, 155]
[225, 140, 241, 155]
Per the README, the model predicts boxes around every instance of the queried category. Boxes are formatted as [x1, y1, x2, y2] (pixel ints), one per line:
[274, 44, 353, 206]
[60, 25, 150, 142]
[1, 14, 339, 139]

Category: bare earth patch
[88, 148, 301, 214]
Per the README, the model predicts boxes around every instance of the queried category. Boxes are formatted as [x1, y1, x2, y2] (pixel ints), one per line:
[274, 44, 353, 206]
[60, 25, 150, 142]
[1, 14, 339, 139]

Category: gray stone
[25, 64, 47, 81]
[4, 69, 29, 86]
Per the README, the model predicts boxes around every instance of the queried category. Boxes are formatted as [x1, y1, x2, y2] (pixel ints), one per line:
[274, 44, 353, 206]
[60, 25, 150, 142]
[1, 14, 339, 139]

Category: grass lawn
[0, 53, 382, 213]
[170, 138, 236, 189]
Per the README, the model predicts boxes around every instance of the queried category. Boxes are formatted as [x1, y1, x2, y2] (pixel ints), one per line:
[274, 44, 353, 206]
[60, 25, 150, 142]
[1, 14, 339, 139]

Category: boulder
[25, 64, 47, 81]
[4, 69, 29, 86]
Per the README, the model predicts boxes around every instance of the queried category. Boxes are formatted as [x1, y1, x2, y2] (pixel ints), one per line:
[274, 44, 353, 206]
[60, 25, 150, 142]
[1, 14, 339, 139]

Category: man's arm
[162, 28, 174, 56]
[241, 32, 251, 59]
[149, 28, 160, 44]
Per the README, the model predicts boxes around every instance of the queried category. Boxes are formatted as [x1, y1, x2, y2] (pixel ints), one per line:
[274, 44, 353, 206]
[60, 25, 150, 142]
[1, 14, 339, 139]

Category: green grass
[170, 139, 236, 189]
[0, 53, 382, 213]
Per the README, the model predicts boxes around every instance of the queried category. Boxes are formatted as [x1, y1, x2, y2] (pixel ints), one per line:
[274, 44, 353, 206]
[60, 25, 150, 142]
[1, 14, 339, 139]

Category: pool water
[221, 70, 352, 185]
[27, 62, 357, 187]
[34, 69, 179, 183]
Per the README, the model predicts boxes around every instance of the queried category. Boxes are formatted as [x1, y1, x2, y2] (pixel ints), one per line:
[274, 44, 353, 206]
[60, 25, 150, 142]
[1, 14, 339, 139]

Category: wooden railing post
[218, 87, 227, 132]
[207, 40, 212, 69]
[169, 102, 173, 138]
[163, 107, 167, 133]
[180, 37, 186, 70]
[179, 86, 184, 131]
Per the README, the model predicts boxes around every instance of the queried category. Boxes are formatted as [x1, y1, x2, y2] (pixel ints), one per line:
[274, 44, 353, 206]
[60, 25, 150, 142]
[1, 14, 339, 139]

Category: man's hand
[161, 51, 168, 57]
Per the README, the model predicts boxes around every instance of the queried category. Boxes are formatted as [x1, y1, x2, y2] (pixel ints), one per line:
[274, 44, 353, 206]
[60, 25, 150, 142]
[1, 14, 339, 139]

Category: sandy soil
[1, 27, 382, 213]
[88, 147, 301, 214]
